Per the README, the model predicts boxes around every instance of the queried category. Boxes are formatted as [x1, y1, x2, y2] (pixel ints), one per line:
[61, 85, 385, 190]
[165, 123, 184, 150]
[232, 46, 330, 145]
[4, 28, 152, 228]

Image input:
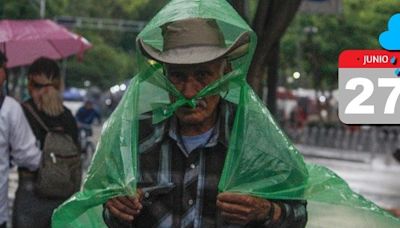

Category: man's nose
[181, 76, 201, 99]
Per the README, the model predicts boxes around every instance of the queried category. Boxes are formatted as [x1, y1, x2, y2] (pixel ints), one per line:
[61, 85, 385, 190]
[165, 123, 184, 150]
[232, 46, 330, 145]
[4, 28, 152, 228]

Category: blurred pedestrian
[75, 99, 101, 136]
[393, 148, 400, 163]
[12, 57, 80, 228]
[0, 51, 41, 228]
[290, 105, 307, 129]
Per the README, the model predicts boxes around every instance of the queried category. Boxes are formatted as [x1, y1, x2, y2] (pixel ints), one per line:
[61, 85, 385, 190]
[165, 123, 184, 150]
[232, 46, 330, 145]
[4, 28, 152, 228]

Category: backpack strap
[23, 103, 50, 132]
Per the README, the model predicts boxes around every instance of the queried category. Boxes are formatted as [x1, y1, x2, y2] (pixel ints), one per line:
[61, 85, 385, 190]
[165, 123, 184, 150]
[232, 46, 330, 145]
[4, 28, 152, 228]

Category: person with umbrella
[0, 19, 91, 68]
[12, 57, 80, 228]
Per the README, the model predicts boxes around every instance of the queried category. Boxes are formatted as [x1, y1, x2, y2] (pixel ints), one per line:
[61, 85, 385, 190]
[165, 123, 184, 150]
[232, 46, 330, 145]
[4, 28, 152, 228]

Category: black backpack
[24, 103, 82, 199]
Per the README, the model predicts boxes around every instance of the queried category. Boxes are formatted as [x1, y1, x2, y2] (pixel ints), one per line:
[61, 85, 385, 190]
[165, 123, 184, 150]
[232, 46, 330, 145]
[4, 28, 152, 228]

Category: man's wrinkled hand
[217, 192, 272, 225]
[105, 189, 144, 222]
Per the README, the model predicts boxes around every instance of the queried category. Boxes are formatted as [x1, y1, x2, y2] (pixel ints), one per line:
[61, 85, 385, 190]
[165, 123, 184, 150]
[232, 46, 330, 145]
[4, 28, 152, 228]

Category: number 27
[345, 78, 400, 114]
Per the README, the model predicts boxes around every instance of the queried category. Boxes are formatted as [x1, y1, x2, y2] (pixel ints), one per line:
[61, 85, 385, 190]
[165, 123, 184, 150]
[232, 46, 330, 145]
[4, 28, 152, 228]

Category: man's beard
[33, 88, 64, 116]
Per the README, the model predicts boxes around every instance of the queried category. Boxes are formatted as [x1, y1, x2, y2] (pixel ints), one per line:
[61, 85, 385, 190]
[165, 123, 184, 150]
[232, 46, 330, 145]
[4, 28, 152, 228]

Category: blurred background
[2, 0, 400, 223]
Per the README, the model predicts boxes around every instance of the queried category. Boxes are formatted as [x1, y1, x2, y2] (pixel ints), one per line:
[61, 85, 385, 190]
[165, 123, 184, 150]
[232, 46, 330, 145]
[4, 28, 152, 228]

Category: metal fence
[285, 125, 400, 163]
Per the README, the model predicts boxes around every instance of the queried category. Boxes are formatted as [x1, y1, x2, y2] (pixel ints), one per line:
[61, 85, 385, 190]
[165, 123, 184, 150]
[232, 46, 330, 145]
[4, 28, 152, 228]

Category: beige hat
[138, 18, 250, 64]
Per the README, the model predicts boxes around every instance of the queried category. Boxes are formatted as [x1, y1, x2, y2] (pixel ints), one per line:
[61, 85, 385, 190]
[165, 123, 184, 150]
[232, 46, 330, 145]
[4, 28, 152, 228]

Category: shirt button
[190, 164, 196, 169]
[188, 199, 194, 206]
[144, 192, 150, 198]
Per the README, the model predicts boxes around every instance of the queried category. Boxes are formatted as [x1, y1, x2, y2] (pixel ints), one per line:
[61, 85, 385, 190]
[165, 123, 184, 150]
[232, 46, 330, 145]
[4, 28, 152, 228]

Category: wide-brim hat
[138, 18, 250, 65]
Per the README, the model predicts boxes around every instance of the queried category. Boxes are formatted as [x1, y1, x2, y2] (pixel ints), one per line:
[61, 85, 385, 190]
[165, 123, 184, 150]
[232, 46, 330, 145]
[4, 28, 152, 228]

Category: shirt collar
[167, 100, 232, 151]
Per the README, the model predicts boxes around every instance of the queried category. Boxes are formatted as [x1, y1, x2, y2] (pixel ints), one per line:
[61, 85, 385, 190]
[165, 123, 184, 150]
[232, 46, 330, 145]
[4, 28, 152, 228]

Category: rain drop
[391, 56, 397, 65]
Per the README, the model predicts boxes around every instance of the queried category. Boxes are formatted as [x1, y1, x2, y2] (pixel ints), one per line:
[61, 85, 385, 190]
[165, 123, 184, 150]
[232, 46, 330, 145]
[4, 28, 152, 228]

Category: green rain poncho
[52, 0, 400, 227]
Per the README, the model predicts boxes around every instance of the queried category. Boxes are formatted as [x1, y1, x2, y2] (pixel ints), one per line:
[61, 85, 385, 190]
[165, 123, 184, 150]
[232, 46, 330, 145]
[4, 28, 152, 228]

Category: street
[305, 155, 400, 209]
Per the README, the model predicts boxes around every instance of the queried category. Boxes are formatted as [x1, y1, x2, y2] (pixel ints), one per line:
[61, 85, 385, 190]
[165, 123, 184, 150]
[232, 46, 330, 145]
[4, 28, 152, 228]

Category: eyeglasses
[31, 81, 54, 89]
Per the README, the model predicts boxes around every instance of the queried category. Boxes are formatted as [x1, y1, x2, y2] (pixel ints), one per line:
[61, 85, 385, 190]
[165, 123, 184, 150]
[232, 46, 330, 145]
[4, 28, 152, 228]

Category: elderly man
[104, 18, 307, 227]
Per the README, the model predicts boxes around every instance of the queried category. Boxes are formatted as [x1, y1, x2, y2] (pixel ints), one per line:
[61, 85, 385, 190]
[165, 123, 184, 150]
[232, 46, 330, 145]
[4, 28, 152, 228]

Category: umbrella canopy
[0, 19, 92, 68]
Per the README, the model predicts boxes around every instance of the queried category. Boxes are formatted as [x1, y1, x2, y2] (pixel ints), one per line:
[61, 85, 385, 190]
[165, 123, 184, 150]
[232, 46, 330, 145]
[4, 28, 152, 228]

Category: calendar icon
[339, 50, 400, 124]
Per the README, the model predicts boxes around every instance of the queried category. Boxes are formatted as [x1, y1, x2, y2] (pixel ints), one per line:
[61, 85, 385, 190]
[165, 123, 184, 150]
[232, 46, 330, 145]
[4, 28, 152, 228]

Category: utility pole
[40, 0, 46, 18]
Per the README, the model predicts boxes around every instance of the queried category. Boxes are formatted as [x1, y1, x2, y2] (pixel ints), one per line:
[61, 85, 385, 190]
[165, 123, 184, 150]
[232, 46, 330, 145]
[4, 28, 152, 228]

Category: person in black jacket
[12, 57, 79, 228]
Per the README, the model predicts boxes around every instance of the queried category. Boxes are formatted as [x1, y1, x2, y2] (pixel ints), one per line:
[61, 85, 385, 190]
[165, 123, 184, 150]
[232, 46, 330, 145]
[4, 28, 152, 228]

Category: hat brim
[138, 32, 250, 65]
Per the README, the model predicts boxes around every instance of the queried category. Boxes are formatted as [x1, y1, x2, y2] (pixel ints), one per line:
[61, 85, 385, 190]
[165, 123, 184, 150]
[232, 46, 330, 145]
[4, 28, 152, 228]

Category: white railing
[54, 16, 147, 32]
[285, 125, 400, 162]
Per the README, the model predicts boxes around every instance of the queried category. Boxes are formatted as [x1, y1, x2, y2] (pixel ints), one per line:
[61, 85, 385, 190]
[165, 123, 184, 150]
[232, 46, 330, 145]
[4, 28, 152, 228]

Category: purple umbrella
[0, 19, 92, 68]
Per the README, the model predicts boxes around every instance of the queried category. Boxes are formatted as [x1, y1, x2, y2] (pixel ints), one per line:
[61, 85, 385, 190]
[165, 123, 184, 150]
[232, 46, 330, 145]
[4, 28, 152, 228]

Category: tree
[231, 0, 303, 115]
[1, 0, 39, 19]
[232, 0, 400, 117]
[59, 0, 168, 89]
[280, 0, 400, 121]
[65, 35, 135, 89]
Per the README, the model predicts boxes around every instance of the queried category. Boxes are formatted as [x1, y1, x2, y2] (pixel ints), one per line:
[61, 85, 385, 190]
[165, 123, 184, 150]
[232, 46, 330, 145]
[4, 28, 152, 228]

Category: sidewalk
[296, 144, 373, 163]
[298, 144, 400, 209]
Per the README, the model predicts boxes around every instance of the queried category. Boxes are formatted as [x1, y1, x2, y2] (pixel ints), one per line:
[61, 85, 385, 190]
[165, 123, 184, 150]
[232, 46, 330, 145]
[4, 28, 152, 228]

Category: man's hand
[217, 192, 278, 225]
[105, 189, 144, 222]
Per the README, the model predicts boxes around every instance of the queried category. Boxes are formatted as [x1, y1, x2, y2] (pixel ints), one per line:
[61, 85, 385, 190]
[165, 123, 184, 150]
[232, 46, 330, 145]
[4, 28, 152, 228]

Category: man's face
[85, 102, 93, 109]
[0, 67, 6, 89]
[166, 59, 227, 125]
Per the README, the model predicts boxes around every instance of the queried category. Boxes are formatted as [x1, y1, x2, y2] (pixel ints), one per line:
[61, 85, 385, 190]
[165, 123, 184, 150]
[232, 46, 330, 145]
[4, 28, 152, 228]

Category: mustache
[179, 99, 207, 109]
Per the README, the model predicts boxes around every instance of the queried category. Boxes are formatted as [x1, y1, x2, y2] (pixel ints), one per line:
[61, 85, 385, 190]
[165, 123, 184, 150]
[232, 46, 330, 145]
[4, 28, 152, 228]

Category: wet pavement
[305, 155, 400, 209]
[298, 144, 400, 209]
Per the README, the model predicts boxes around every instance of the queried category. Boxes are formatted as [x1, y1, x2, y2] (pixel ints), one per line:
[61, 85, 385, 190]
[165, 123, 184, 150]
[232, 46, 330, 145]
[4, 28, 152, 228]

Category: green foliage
[60, 0, 167, 89]
[281, 0, 400, 91]
[2, 0, 39, 19]
[113, 0, 167, 20]
[1, 0, 167, 90]
[65, 35, 135, 89]
[66, 0, 169, 89]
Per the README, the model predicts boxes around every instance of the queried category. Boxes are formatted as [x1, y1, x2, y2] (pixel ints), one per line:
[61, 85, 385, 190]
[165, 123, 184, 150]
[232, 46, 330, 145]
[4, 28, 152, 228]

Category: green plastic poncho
[52, 0, 400, 227]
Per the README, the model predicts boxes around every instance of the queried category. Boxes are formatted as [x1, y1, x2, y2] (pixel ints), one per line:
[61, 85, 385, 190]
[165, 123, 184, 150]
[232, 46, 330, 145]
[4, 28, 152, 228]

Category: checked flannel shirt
[104, 101, 307, 228]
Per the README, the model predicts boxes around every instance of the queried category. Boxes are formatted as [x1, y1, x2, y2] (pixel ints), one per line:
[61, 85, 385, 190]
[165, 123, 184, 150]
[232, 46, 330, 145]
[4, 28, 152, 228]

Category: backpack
[24, 103, 82, 199]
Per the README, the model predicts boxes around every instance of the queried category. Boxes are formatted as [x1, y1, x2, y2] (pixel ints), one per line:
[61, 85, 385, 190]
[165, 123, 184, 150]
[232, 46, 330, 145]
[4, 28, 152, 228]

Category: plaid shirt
[104, 101, 307, 228]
